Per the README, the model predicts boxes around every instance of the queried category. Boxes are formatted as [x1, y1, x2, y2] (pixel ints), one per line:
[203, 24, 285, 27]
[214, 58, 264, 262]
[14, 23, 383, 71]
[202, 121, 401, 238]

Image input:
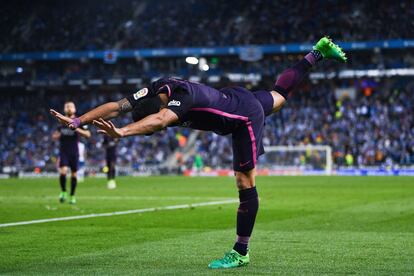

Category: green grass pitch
[1, 176, 414, 275]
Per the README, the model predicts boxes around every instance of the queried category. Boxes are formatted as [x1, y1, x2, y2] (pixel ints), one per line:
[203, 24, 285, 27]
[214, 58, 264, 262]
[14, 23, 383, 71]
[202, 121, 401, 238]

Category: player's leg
[234, 169, 259, 255]
[69, 156, 79, 204]
[209, 168, 258, 269]
[69, 171, 78, 204]
[254, 37, 347, 115]
[107, 159, 117, 189]
[58, 166, 68, 203]
[209, 110, 263, 269]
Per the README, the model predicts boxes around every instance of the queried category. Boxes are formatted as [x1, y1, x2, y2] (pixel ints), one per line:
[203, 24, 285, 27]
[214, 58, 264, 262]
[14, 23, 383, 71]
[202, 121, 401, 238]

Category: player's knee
[235, 170, 256, 190]
[59, 167, 67, 175]
[270, 91, 286, 113]
[71, 171, 77, 178]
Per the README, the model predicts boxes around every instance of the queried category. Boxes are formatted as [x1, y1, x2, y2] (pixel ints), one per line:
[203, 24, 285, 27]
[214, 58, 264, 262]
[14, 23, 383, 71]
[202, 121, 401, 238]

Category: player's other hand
[50, 109, 76, 129]
[93, 118, 124, 138]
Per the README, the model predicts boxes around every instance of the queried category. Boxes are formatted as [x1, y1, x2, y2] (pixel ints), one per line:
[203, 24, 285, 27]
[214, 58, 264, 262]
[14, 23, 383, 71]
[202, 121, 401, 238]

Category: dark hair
[131, 96, 162, 122]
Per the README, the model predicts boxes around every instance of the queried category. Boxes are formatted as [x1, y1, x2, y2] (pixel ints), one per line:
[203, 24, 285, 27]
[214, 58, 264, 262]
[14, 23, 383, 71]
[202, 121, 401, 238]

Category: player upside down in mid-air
[50, 37, 346, 269]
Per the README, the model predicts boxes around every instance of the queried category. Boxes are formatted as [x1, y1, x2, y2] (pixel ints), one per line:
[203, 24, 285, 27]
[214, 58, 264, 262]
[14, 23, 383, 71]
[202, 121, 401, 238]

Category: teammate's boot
[314, 36, 347, 63]
[208, 249, 249, 269]
[59, 192, 67, 203]
[107, 180, 117, 190]
[69, 196, 77, 204]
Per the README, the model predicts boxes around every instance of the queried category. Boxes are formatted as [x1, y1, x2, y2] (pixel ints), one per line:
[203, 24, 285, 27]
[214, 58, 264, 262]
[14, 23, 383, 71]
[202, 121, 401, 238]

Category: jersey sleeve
[126, 87, 155, 108]
[150, 77, 186, 96]
[125, 78, 175, 108]
[165, 89, 193, 120]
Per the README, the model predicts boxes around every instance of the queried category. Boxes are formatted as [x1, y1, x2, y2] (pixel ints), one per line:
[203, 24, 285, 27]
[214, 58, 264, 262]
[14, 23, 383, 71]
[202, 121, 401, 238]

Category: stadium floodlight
[185, 56, 199, 65]
[198, 57, 209, 71]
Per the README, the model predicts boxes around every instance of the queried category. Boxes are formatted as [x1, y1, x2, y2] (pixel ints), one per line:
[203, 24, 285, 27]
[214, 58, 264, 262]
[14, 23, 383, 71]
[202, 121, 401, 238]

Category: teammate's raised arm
[75, 127, 91, 139]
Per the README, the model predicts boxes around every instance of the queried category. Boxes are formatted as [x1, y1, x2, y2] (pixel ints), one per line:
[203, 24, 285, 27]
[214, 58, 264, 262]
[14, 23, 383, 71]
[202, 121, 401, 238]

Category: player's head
[131, 96, 163, 122]
[64, 101, 76, 116]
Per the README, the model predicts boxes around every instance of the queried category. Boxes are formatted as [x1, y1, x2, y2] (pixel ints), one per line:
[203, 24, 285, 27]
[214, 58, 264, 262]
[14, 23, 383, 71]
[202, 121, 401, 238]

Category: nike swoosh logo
[239, 160, 251, 167]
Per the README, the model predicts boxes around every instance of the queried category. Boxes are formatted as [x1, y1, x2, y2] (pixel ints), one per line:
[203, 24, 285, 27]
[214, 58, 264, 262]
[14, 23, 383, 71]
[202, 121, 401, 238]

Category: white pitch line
[0, 199, 238, 228]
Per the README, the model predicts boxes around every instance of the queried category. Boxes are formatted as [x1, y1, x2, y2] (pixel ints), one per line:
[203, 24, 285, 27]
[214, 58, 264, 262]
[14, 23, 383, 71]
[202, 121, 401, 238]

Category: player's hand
[50, 109, 72, 126]
[49, 109, 81, 129]
[93, 118, 124, 138]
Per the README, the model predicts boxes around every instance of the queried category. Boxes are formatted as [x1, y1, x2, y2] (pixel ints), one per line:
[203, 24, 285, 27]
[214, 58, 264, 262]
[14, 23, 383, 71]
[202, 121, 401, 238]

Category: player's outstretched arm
[50, 98, 132, 129]
[94, 108, 178, 138]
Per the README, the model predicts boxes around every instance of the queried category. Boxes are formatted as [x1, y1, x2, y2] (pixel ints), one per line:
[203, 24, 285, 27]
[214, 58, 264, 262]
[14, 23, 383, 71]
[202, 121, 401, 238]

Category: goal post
[260, 145, 333, 175]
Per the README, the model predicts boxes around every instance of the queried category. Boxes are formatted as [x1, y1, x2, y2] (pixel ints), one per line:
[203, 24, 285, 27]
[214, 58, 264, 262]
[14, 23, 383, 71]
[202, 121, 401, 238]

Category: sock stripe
[236, 235, 250, 244]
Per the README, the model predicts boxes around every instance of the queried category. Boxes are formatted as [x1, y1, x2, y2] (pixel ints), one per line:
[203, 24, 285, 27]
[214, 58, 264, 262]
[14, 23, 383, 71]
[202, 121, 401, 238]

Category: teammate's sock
[233, 187, 259, 256]
[109, 167, 115, 180]
[70, 177, 77, 196]
[59, 174, 66, 192]
[273, 51, 321, 98]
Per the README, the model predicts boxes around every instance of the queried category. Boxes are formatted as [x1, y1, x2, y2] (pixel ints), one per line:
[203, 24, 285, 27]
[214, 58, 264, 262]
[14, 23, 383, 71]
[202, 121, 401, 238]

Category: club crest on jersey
[168, 100, 181, 106]
[133, 88, 149, 100]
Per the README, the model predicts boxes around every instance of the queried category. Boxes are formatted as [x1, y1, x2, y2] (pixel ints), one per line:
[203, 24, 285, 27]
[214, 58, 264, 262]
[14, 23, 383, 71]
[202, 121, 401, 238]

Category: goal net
[258, 145, 333, 175]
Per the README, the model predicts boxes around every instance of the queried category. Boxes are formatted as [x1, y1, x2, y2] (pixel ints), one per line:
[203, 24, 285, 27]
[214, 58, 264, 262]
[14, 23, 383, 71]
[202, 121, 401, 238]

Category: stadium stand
[1, 0, 413, 51]
[0, 0, 413, 174]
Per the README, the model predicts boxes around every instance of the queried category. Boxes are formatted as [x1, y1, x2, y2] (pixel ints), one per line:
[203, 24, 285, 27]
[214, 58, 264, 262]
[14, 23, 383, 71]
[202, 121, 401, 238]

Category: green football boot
[59, 191, 67, 203]
[69, 196, 77, 204]
[208, 250, 249, 269]
[314, 36, 347, 63]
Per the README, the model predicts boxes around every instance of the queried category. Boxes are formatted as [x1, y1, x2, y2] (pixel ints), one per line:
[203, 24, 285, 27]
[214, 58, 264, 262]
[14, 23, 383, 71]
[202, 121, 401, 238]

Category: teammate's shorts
[59, 152, 79, 171]
[221, 87, 266, 172]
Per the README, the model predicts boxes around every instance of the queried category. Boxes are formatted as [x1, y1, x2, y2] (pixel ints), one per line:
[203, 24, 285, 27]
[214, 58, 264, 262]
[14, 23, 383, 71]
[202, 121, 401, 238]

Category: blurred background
[0, 0, 413, 177]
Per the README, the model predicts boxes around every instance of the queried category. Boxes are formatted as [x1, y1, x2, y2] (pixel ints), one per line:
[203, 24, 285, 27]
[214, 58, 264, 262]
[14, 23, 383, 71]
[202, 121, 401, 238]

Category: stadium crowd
[0, 91, 182, 173]
[1, 0, 413, 52]
[0, 0, 413, 173]
[0, 78, 413, 173]
[194, 78, 414, 169]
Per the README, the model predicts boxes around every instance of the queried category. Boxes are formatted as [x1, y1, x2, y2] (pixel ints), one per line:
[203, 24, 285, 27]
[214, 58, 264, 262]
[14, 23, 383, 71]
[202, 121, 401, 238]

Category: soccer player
[52, 101, 91, 204]
[50, 37, 346, 268]
[103, 136, 118, 189]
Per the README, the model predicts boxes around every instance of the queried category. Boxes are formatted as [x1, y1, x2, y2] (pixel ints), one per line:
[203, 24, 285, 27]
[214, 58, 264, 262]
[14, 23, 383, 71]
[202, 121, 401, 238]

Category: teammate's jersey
[58, 125, 80, 155]
[127, 77, 264, 135]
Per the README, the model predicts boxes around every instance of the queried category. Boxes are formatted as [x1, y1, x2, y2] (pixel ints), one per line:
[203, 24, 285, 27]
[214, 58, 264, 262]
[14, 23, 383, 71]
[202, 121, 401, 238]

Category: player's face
[64, 102, 76, 116]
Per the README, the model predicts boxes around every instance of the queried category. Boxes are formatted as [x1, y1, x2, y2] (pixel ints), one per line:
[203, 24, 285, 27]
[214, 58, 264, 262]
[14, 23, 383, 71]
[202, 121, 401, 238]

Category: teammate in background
[51, 37, 346, 268]
[77, 141, 86, 183]
[52, 101, 91, 204]
[103, 136, 118, 189]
